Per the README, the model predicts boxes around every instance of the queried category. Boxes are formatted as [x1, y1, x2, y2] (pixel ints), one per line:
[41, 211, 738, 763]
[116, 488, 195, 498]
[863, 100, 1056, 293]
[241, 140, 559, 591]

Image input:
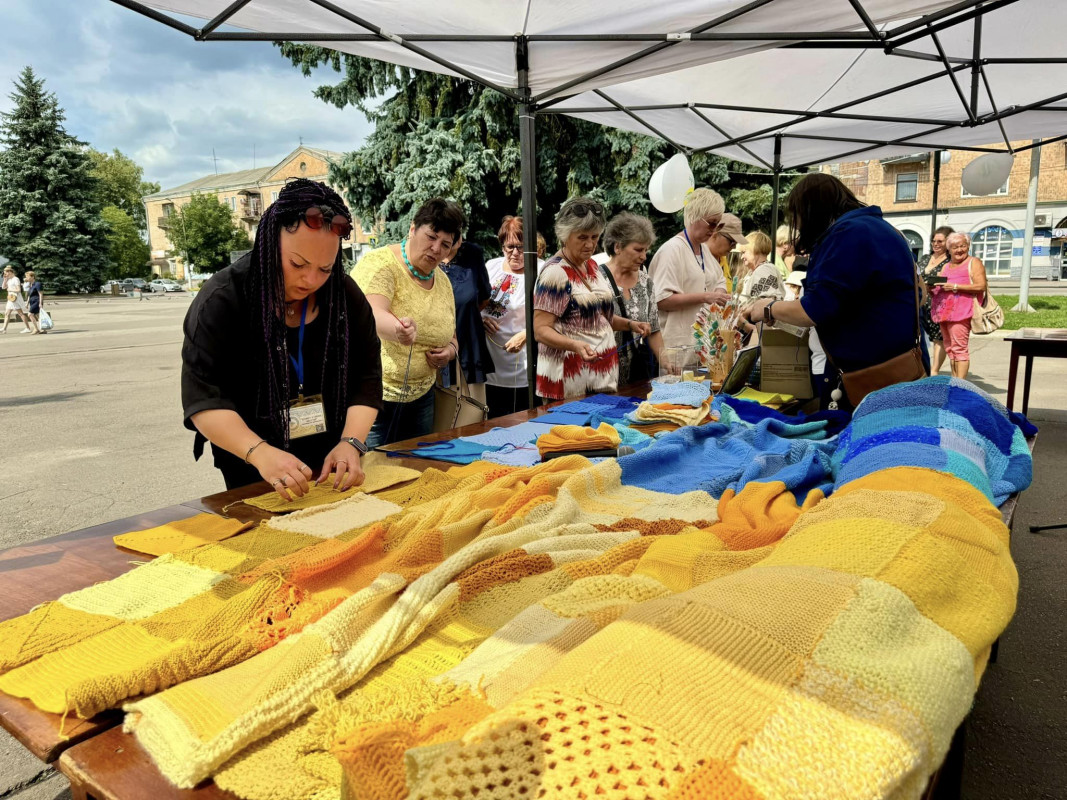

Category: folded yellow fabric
[733, 387, 795, 405]
[242, 464, 421, 513]
[631, 398, 712, 427]
[536, 423, 620, 457]
[113, 513, 253, 556]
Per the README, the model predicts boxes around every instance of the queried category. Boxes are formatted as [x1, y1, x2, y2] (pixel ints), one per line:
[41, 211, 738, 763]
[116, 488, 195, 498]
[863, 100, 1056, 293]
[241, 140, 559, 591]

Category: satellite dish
[649, 153, 694, 213]
[961, 152, 1014, 196]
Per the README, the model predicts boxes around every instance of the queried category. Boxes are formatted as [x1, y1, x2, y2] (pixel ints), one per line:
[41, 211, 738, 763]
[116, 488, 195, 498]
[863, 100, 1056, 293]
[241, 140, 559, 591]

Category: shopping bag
[38, 309, 54, 331]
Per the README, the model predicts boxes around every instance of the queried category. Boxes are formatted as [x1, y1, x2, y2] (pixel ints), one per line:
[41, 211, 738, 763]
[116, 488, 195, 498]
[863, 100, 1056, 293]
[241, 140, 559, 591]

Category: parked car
[100, 279, 123, 293]
[119, 278, 148, 293]
[148, 279, 183, 293]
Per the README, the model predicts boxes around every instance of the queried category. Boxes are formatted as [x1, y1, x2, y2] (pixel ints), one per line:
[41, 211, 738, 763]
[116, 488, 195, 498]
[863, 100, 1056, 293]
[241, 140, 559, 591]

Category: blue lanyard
[682, 230, 705, 273]
[288, 299, 308, 394]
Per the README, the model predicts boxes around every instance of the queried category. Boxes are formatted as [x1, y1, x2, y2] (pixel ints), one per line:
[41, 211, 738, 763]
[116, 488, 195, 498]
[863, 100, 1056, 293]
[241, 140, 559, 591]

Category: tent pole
[1014, 139, 1041, 313]
[929, 149, 941, 245]
[517, 37, 539, 408]
[770, 135, 782, 238]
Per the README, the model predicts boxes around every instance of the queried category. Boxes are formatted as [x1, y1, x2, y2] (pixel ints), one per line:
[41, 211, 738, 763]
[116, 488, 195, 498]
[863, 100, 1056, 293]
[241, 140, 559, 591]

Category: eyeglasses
[301, 206, 352, 239]
[568, 201, 604, 218]
[502, 243, 523, 253]
[703, 216, 724, 233]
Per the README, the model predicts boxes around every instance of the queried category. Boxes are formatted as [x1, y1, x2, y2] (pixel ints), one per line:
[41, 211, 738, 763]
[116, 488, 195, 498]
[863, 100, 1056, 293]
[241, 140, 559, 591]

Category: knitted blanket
[0, 378, 1031, 800]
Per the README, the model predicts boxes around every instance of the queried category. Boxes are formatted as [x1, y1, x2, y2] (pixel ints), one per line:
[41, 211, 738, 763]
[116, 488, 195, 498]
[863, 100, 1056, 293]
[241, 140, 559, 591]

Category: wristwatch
[763, 300, 778, 325]
[341, 436, 368, 455]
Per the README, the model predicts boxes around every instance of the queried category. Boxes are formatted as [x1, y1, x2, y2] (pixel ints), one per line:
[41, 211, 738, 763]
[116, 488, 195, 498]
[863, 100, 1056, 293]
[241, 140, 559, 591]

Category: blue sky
[0, 0, 374, 190]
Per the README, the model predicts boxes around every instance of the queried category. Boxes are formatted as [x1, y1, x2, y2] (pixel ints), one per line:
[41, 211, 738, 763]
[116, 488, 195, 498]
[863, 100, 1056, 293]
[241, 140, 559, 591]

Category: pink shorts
[940, 319, 971, 360]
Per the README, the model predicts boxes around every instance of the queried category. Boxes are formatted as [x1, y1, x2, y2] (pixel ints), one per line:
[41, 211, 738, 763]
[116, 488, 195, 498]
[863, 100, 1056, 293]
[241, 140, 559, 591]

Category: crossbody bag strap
[911, 259, 922, 347]
[599, 264, 633, 346]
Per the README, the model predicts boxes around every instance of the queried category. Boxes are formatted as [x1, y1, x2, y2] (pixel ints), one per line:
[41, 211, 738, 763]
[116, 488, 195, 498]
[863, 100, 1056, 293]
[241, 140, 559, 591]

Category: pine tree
[278, 45, 797, 250]
[0, 67, 111, 293]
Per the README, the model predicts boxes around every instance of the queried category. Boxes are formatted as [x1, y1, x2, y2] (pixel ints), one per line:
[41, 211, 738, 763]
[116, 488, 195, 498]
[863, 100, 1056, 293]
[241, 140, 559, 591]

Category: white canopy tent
[112, 0, 1065, 399]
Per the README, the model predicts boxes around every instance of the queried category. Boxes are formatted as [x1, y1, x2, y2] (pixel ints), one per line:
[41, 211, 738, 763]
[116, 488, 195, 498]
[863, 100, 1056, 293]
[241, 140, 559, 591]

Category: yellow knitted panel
[113, 513, 253, 556]
[263, 493, 403, 538]
[242, 465, 421, 513]
[0, 624, 172, 715]
[628, 529, 729, 592]
[408, 687, 698, 800]
[812, 578, 975, 761]
[735, 662, 927, 800]
[0, 603, 119, 673]
[631, 399, 712, 427]
[663, 758, 765, 800]
[170, 525, 319, 575]
[58, 555, 227, 620]
[137, 576, 250, 639]
[536, 422, 621, 456]
[541, 574, 672, 620]
[373, 467, 463, 510]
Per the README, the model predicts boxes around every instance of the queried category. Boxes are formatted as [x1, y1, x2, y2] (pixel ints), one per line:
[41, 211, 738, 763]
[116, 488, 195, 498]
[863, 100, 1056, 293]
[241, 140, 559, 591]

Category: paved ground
[0, 294, 1064, 799]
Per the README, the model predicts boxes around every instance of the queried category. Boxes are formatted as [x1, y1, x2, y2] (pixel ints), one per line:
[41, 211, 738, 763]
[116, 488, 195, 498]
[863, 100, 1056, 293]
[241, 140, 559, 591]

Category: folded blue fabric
[715, 395, 852, 436]
[833, 376, 1033, 506]
[530, 407, 595, 426]
[619, 418, 836, 503]
[647, 380, 710, 408]
[481, 444, 543, 467]
[459, 421, 547, 448]
[394, 438, 489, 464]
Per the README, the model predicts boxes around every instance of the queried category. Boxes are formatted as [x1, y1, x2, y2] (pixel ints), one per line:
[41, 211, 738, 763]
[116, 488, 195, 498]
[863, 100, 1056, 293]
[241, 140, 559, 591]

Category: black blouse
[181, 254, 383, 486]
[442, 241, 494, 385]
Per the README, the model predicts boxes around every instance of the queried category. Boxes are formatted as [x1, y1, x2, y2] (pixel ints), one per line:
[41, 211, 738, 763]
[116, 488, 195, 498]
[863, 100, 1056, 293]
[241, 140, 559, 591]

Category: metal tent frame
[111, 0, 1066, 405]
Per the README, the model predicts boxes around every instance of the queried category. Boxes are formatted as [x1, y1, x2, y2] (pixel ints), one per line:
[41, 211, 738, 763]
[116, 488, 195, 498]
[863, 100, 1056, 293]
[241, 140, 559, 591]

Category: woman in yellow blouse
[353, 198, 463, 447]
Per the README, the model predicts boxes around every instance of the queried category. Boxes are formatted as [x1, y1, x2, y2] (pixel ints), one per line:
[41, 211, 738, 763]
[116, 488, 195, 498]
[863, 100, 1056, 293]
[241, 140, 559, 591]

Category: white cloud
[0, 0, 373, 189]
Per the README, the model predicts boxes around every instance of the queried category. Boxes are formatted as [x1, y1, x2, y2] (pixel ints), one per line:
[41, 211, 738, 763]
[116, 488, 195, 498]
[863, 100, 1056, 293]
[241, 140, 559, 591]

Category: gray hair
[682, 187, 725, 228]
[603, 212, 656, 256]
[946, 232, 971, 247]
[554, 196, 606, 245]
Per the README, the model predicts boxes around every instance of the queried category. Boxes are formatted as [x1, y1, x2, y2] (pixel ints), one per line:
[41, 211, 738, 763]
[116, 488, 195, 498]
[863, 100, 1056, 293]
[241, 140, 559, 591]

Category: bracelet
[244, 439, 266, 464]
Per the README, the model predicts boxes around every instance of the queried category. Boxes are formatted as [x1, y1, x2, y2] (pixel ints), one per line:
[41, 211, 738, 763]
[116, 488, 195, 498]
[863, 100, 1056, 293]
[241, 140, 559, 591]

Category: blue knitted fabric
[392, 438, 489, 464]
[619, 418, 836, 503]
[582, 393, 643, 411]
[647, 380, 710, 408]
[833, 376, 1033, 505]
[481, 444, 543, 467]
[460, 421, 547, 448]
[613, 423, 653, 451]
[530, 406, 596, 426]
[714, 395, 853, 437]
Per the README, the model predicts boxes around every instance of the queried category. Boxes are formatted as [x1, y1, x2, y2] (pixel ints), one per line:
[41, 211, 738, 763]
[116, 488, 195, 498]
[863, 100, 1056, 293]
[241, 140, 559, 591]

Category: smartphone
[925, 274, 948, 285]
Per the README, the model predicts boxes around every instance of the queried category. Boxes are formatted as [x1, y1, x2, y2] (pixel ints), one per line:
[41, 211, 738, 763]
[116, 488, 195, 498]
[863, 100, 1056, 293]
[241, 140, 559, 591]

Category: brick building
[823, 141, 1067, 278]
[142, 146, 376, 278]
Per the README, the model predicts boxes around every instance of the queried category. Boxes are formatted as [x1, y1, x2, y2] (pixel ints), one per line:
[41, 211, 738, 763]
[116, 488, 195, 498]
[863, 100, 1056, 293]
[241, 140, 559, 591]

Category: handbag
[969, 260, 1003, 334]
[600, 264, 655, 384]
[433, 360, 489, 432]
[837, 264, 928, 407]
[38, 309, 54, 330]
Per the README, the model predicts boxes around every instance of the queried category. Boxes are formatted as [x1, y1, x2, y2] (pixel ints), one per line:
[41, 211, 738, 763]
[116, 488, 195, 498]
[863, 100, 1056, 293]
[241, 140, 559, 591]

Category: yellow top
[352, 247, 456, 402]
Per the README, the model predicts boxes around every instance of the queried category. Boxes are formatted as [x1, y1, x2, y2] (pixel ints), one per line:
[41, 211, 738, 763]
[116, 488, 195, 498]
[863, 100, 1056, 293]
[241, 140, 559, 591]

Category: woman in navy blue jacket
[744, 173, 928, 405]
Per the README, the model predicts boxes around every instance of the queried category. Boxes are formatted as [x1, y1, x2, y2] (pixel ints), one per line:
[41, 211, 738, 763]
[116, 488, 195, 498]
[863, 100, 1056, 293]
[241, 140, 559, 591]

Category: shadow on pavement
[0, 391, 87, 408]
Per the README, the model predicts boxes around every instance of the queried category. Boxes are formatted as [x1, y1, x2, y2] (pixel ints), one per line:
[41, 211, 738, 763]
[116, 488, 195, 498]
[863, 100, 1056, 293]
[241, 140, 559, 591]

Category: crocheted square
[113, 513, 253, 556]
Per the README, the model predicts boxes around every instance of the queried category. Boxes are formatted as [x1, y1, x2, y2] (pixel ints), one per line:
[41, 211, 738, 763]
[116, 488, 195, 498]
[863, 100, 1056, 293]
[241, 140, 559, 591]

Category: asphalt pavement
[0, 293, 1064, 799]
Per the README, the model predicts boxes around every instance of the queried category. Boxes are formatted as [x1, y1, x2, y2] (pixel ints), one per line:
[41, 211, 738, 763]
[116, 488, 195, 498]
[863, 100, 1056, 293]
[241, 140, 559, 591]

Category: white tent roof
[126, 0, 964, 101]
[550, 0, 1067, 167]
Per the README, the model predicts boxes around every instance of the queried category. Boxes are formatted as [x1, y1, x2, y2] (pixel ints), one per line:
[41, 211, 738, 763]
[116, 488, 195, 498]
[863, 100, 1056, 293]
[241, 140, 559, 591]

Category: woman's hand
[482, 315, 501, 335]
[249, 445, 314, 500]
[744, 298, 771, 324]
[394, 316, 417, 345]
[703, 288, 730, 306]
[318, 441, 365, 490]
[425, 342, 455, 370]
[571, 341, 599, 361]
[628, 320, 652, 338]
[504, 331, 526, 353]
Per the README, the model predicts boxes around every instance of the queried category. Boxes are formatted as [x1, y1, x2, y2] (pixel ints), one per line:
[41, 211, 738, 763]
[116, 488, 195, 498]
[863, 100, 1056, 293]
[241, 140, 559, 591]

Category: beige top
[648, 234, 727, 350]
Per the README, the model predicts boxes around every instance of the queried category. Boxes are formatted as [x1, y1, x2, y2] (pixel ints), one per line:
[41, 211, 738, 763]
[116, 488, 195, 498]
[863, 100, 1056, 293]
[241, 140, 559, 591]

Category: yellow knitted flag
[113, 513, 253, 556]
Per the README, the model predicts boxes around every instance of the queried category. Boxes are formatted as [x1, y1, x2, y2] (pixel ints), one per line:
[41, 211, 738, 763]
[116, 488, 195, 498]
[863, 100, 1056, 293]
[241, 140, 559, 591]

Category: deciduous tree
[166, 193, 252, 274]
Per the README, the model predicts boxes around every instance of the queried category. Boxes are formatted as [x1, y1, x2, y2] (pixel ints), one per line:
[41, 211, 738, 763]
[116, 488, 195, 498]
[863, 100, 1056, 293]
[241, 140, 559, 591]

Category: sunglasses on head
[301, 205, 352, 239]
[569, 201, 604, 218]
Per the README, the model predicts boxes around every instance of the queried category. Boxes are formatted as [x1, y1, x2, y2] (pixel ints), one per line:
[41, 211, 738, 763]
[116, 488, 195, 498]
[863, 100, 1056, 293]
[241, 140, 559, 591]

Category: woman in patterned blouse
[601, 213, 663, 386]
[532, 198, 650, 400]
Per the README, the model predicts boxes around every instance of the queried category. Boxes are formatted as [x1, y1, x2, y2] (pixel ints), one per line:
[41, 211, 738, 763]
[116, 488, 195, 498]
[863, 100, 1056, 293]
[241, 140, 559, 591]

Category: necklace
[401, 239, 434, 281]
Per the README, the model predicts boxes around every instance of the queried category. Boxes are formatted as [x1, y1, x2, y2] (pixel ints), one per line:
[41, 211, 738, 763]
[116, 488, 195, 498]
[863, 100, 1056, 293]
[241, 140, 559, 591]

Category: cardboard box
[760, 326, 813, 400]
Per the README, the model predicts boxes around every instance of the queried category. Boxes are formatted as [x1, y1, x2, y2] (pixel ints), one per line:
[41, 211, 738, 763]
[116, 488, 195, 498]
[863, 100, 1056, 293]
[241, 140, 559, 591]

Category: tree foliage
[89, 148, 160, 232]
[277, 45, 797, 254]
[0, 67, 110, 293]
[101, 205, 151, 279]
[166, 193, 252, 274]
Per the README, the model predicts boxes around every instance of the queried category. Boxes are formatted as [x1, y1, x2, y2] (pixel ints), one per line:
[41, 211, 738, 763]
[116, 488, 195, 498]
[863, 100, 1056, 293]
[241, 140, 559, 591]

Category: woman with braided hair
[182, 179, 382, 498]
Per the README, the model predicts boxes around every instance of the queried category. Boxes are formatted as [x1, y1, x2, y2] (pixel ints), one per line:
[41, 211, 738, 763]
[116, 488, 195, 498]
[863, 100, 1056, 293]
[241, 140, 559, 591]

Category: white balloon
[648, 153, 694, 213]
[961, 153, 1014, 197]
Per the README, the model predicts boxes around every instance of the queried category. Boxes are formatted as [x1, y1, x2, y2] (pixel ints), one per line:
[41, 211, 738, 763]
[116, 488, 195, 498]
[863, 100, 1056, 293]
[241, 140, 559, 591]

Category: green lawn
[994, 294, 1067, 331]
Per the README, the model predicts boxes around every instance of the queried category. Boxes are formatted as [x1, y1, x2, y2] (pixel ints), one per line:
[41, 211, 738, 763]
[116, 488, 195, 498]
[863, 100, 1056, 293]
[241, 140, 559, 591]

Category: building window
[895, 172, 918, 202]
[270, 190, 279, 203]
[162, 203, 174, 217]
[229, 196, 237, 211]
[962, 179, 1008, 198]
[972, 225, 1014, 276]
[901, 230, 923, 260]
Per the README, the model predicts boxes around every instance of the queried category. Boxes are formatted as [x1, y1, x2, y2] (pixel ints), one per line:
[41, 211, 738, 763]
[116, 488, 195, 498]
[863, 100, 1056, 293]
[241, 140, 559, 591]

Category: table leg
[1022, 356, 1033, 416]
[1006, 344, 1019, 411]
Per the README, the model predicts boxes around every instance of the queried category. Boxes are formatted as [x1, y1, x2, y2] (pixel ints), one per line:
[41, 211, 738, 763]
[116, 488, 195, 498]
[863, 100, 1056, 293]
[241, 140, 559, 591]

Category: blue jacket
[800, 206, 929, 373]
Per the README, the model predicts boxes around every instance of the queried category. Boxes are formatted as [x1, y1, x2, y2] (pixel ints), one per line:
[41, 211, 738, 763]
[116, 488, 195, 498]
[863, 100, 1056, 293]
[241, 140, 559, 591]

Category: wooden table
[0, 388, 1030, 800]
[1004, 328, 1067, 415]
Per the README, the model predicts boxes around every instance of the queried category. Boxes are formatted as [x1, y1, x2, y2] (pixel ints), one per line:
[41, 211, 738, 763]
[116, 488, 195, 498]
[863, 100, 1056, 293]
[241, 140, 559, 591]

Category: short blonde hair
[775, 224, 791, 247]
[682, 188, 725, 228]
[744, 231, 773, 259]
[24, 270, 35, 281]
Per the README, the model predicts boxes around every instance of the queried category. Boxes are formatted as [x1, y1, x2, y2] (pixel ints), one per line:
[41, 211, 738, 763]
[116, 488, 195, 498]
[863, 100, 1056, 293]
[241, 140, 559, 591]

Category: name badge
[289, 395, 326, 439]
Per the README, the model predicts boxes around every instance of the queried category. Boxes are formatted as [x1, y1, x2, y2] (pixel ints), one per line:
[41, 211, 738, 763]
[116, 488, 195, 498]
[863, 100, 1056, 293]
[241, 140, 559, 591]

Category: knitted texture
[113, 514, 253, 555]
[263, 493, 403, 538]
[628, 399, 713, 428]
[536, 423, 621, 457]
[647, 379, 711, 408]
[242, 464, 420, 512]
[0, 379, 1033, 799]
